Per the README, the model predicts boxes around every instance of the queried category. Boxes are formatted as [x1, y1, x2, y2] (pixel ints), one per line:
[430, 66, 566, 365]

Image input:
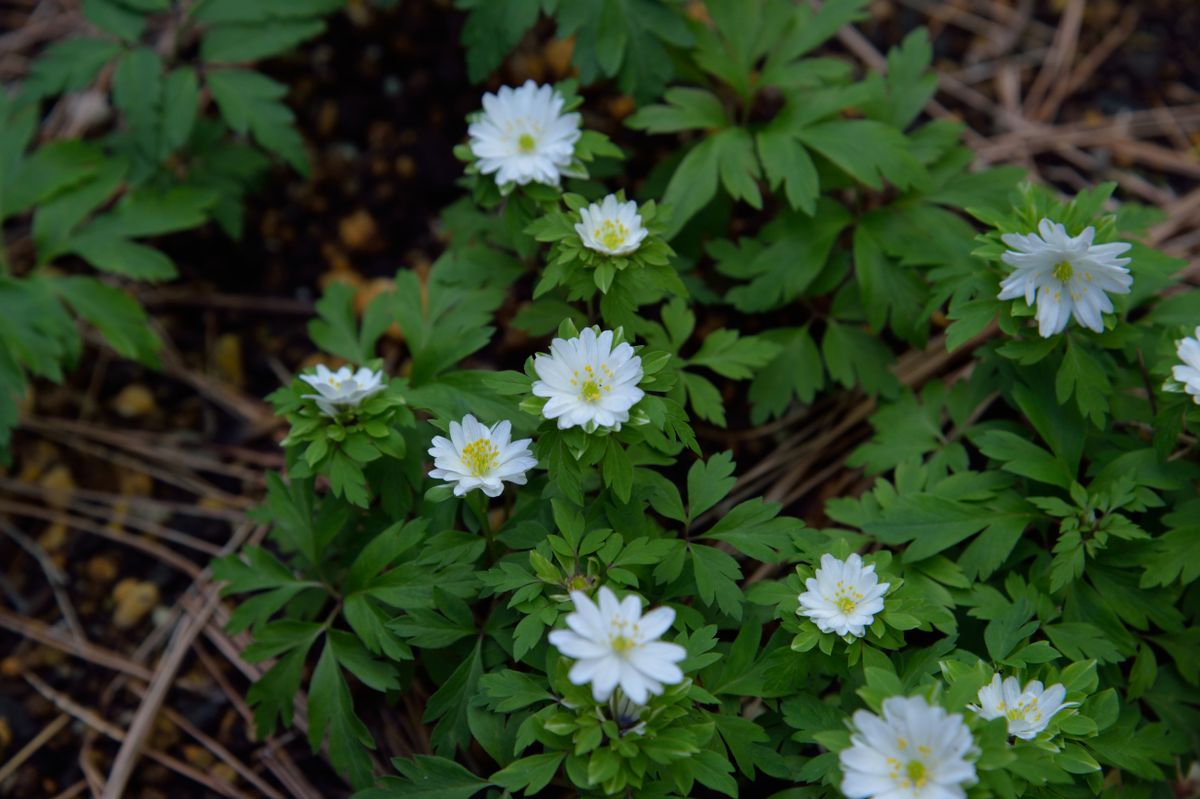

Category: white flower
[841, 696, 977, 799]
[547, 585, 686, 704]
[531, 327, 644, 431]
[467, 80, 581, 187]
[997, 218, 1132, 337]
[575, 194, 648, 256]
[970, 674, 1074, 740]
[427, 414, 537, 498]
[798, 553, 889, 638]
[299, 364, 386, 417]
[1169, 326, 1200, 404]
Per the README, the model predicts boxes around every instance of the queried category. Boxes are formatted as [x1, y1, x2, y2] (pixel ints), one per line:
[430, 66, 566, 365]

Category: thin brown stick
[24, 673, 255, 799]
[0, 517, 87, 642]
[100, 589, 222, 799]
[0, 713, 71, 784]
[1023, 0, 1084, 118]
[0, 607, 154, 681]
[0, 498, 203, 578]
[47, 780, 89, 799]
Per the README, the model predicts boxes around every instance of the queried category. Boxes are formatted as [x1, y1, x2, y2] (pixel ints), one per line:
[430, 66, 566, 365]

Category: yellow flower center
[905, 760, 927, 788]
[570, 363, 615, 403]
[832, 580, 864, 615]
[610, 635, 635, 653]
[461, 437, 499, 476]
[1006, 697, 1038, 722]
[1052, 260, 1074, 282]
[595, 220, 629, 251]
[517, 133, 536, 152]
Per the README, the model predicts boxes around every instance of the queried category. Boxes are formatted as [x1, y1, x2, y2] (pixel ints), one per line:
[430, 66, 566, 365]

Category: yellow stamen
[1052, 260, 1074, 282]
[581, 379, 602, 402]
[905, 760, 927, 788]
[611, 635, 635, 653]
[517, 133, 536, 152]
[461, 437, 499, 476]
[595, 219, 629, 251]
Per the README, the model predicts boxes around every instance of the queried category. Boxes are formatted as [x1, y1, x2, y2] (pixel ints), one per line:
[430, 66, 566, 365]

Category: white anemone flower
[427, 414, 537, 498]
[1169, 326, 1200, 404]
[531, 327, 644, 431]
[997, 218, 1132, 337]
[575, 194, 648, 256]
[299, 364, 386, 417]
[798, 553, 889, 638]
[467, 80, 581, 187]
[970, 674, 1074, 740]
[547, 586, 686, 705]
[841, 696, 977, 799]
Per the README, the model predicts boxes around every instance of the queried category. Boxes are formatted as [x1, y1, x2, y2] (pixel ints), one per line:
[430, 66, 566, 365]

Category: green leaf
[1043, 622, 1123, 664]
[1055, 341, 1111, 427]
[1141, 524, 1200, 587]
[33, 160, 128, 259]
[983, 598, 1037, 662]
[423, 640, 484, 756]
[974, 429, 1073, 488]
[601, 437, 634, 503]
[3, 141, 104, 219]
[748, 326, 824, 422]
[309, 638, 376, 789]
[193, 0, 341, 21]
[83, 0, 146, 40]
[714, 128, 762, 209]
[682, 371, 726, 426]
[329, 629, 400, 692]
[853, 218, 927, 339]
[202, 19, 327, 62]
[23, 38, 123, 98]
[67, 234, 177, 281]
[83, 186, 217, 239]
[820, 320, 899, 397]
[691, 544, 744, 619]
[756, 126, 819, 214]
[246, 644, 311, 737]
[113, 48, 164, 161]
[52, 277, 160, 366]
[207, 69, 308, 173]
[491, 752, 564, 795]
[161, 67, 200, 156]
[355, 756, 491, 799]
[797, 119, 923, 190]
[687, 451, 736, 521]
[626, 87, 728, 133]
[456, 0, 542, 82]
[660, 135, 720, 238]
[688, 329, 781, 380]
[309, 281, 373, 364]
[863, 494, 989, 562]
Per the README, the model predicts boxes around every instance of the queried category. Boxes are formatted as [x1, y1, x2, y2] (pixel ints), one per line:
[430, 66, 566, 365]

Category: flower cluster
[417, 326, 647, 497]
